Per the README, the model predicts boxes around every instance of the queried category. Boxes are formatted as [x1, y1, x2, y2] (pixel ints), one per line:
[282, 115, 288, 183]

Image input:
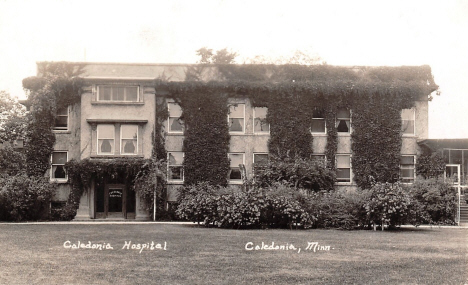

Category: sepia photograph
[0, 0, 467, 284]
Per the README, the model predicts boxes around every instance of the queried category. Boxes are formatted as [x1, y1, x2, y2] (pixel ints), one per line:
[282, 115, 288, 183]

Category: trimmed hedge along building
[22, 62, 438, 220]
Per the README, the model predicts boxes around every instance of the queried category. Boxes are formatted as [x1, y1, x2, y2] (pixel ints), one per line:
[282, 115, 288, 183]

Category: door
[105, 184, 126, 219]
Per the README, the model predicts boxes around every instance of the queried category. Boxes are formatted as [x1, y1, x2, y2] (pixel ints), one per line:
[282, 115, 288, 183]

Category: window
[228, 104, 245, 133]
[253, 153, 269, 166]
[97, 86, 139, 102]
[336, 108, 351, 133]
[336, 155, 351, 183]
[51, 151, 67, 181]
[311, 109, 326, 134]
[311, 154, 326, 164]
[120, 125, 138, 155]
[229, 153, 244, 181]
[54, 107, 68, 130]
[400, 155, 415, 183]
[168, 152, 184, 182]
[168, 102, 184, 133]
[401, 108, 415, 135]
[253, 107, 269, 133]
[97, 124, 115, 155]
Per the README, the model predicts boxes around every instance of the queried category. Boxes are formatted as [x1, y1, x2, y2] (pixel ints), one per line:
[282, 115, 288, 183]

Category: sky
[0, 0, 467, 138]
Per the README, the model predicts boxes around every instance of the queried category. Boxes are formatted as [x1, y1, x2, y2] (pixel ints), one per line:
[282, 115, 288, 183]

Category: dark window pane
[312, 109, 324, 118]
[113, 87, 124, 101]
[400, 156, 414, 165]
[54, 116, 68, 129]
[126, 87, 138, 101]
[229, 168, 242, 180]
[99, 87, 111, 101]
[311, 120, 325, 133]
[337, 109, 350, 119]
[52, 152, 67, 164]
[336, 168, 350, 181]
[57, 108, 68, 116]
[52, 165, 66, 179]
[254, 154, 268, 165]
[170, 118, 184, 132]
[169, 166, 184, 180]
[451, 150, 462, 164]
[337, 120, 349, 132]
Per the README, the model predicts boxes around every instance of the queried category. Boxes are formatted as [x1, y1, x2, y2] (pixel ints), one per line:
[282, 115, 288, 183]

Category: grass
[0, 224, 467, 285]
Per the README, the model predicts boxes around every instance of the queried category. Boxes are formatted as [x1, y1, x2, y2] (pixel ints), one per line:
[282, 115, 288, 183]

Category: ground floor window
[229, 153, 245, 182]
[400, 155, 415, 183]
[50, 151, 68, 182]
[336, 154, 351, 183]
[168, 152, 184, 182]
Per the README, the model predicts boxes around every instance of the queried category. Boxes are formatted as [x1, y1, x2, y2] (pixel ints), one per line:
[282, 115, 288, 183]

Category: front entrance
[96, 184, 136, 219]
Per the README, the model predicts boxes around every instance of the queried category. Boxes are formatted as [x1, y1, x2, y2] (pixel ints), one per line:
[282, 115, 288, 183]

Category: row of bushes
[0, 174, 56, 221]
[176, 178, 457, 230]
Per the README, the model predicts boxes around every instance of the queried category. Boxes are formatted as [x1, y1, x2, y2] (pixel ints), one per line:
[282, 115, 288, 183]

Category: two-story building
[35, 62, 435, 220]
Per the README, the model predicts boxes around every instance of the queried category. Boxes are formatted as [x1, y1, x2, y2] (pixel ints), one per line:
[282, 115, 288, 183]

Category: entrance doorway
[96, 184, 136, 219]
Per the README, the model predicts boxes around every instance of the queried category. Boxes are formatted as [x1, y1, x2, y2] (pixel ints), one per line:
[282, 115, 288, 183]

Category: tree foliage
[0, 91, 27, 144]
[196, 47, 238, 64]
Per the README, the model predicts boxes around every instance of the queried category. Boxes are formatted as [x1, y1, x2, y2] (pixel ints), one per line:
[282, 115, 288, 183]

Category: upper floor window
[97, 124, 115, 155]
[400, 155, 415, 183]
[51, 151, 68, 182]
[120, 125, 138, 155]
[311, 154, 326, 164]
[311, 108, 326, 134]
[168, 152, 184, 182]
[336, 109, 351, 133]
[401, 108, 415, 135]
[336, 154, 351, 183]
[253, 107, 269, 133]
[168, 102, 184, 133]
[54, 107, 69, 130]
[229, 153, 244, 181]
[97, 86, 139, 102]
[228, 104, 245, 133]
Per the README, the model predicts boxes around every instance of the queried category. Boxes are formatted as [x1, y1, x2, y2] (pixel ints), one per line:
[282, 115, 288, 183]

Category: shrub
[0, 174, 56, 221]
[176, 182, 315, 229]
[406, 178, 456, 225]
[305, 190, 369, 230]
[254, 156, 335, 192]
[0, 146, 26, 176]
[364, 182, 411, 229]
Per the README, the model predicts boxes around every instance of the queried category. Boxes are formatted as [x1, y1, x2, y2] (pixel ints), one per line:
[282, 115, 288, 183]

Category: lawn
[0, 223, 466, 285]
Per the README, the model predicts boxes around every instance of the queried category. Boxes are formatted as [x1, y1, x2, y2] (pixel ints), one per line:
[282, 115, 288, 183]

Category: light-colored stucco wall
[79, 83, 155, 159]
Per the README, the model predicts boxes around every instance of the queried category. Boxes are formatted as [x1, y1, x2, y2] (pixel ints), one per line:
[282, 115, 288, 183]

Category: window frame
[253, 107, 270, 134]
[167, 152, 184, 183]
[311, 154, 327, 165]
[50, 151, 68, 183]
[336, 108, 351, 134]
[311, 108, 326, 135]
[53, 106, 69, 131]
[97, 124, 115, 155]
[336, 154, 352, 184]
[97, 85, 140, 102]
[228, 104, 245, 134]
[120, 124, 139, 155]
[228, 153, 245, 183]
[400, 155, 416, 184]
[167, 102, 184, 134]
[401, 108, 416, 136]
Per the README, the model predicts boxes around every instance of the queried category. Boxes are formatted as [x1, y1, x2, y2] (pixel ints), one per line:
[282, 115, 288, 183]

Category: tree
[196, 47, 238, 64]
[246, 49, 326, 65]
[0, 91, 27, 144]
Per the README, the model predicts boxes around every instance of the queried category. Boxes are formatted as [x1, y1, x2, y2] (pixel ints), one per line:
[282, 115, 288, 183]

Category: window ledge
[167, 132, 185, 136]
[311, 133, 327, 137]
[167, 181, 184, 185]
[402, 134, 417, 138]
[91, 102, 144, 105]
[253, 132, 270, 136]
[90, 155, 144, 159]
[52, 130, 71, 134]
[228, 181, 243, 185]
[50, 179, 68, 184]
